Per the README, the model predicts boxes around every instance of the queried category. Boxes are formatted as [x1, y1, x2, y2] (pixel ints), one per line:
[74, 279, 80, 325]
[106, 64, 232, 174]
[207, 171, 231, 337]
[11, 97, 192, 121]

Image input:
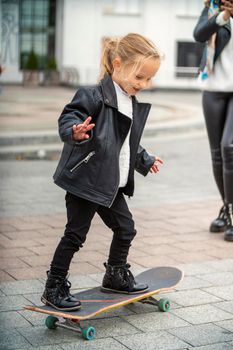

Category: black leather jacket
[53, 75, 155, 207]
[193, 6, 231, 72]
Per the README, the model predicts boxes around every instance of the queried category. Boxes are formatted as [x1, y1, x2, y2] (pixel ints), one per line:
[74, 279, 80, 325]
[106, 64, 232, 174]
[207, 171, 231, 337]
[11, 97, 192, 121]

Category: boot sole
[210, 226, 226, 233]
[100, 286, 149, 295]
[41, 297, 82, 312]
[224, 235, 233, 242]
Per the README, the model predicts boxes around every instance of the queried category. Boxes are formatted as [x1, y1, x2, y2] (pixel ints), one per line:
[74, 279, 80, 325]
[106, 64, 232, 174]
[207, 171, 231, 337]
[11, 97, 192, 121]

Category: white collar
[113, 81, 131, 99]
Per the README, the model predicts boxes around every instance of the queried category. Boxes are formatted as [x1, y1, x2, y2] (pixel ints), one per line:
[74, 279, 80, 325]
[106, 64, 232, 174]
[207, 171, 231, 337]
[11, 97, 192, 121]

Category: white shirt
[113, 81, 133, 188]
[198, 13, 233, 92]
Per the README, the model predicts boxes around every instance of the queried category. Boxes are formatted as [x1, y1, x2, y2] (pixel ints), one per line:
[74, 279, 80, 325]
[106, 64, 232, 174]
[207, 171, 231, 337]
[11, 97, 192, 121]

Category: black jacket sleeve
[135, 145, 155, 176]
[58, 87, 100, 146]
[193, 6, 221, 42]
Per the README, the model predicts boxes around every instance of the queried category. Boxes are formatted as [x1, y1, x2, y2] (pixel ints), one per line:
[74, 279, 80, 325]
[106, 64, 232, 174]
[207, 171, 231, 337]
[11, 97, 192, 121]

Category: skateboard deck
[25, 266, 183, 340]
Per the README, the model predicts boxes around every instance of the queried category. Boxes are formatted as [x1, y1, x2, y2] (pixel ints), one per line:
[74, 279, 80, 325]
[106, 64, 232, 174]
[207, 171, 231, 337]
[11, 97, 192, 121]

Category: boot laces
[118, 264, 135, 287]
[219, 205, 227, 219]
[61, 278, 72, 296]
[226, 204, 233, 226]
[54, 277, 72, 298]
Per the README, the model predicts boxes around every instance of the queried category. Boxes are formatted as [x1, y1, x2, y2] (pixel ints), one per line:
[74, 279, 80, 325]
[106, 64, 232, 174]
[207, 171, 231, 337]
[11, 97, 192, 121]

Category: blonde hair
[100, 33, 161, 80]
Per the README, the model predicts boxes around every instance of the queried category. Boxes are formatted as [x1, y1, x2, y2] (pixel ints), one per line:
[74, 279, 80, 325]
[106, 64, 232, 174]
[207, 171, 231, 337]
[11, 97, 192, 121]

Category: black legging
[202, 91, 233, 204]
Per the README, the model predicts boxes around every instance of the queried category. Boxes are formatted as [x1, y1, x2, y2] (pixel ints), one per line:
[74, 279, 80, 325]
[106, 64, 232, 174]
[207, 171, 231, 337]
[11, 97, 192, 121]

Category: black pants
[202, 91, 233, 203]
[50, 191, 136, 276]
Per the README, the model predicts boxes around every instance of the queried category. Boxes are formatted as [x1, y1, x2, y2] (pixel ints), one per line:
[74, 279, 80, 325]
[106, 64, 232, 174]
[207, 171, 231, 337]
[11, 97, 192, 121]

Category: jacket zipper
[70, 151, 95, 173]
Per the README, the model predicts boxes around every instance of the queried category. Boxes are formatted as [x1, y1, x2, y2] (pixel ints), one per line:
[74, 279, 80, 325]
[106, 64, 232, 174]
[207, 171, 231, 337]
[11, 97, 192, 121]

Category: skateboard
[25, 266, 183, 340]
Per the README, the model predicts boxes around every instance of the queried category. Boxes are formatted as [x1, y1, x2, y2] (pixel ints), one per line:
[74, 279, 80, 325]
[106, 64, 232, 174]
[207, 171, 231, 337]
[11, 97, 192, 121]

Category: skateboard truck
[45, 315, 96, 340]
[140, 297, 171, 312]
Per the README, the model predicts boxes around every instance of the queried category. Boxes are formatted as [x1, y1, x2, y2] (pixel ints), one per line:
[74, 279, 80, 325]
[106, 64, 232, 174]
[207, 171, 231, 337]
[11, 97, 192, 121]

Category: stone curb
[0, 119, 205, 160]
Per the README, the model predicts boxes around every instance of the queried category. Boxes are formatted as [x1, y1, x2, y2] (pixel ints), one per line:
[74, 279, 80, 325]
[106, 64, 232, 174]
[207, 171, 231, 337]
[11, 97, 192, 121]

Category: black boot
[224, 203, 233, 242]
[41, 271, 81, 311]
[210, 205, 228, 233]
[101, 263, 149, 294]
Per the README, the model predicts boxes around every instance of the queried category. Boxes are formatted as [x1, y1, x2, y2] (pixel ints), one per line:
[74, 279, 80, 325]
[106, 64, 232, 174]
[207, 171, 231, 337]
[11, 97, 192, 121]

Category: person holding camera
[194, 0, 233, 241]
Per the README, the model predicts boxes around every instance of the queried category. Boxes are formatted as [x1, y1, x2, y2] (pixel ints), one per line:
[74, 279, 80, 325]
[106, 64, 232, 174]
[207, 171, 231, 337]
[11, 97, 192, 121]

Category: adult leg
[42, 192, 99, 310]
[97, 191, 148, 294]
[202, 91, 228, 232]
[221, 94, 233, 241]
[202, 91, 227, 199]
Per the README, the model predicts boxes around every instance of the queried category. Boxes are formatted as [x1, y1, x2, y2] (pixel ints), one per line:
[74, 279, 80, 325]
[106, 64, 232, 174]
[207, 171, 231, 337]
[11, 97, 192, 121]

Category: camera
[213, 0, 222, 6]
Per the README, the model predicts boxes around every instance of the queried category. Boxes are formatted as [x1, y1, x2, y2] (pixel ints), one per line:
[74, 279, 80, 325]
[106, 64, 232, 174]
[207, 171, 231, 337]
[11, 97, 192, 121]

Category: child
[41, 33, 163, 311]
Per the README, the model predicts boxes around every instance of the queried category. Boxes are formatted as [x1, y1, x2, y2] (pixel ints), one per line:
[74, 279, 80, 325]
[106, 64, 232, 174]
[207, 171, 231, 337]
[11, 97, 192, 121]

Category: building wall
[55, 0, 64, 70]
[143, 0, 203, 88]
[61, 0, 204, 88]
[0, 0, 205, 88]
[0, 0, 22, 83]
[0, 0, 2, 62]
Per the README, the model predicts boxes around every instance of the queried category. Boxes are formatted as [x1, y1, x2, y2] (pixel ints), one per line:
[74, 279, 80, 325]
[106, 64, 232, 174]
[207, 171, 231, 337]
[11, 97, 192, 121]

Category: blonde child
[42, 33, 163, 311]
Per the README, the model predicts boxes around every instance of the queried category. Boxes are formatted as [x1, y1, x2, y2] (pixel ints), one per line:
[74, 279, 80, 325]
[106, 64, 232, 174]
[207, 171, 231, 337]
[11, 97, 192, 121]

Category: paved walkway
[0, 85, 204, 159]
[0, 85, 233, 349]
[0, 85, 203, 133]
[1, 203, 233, 350]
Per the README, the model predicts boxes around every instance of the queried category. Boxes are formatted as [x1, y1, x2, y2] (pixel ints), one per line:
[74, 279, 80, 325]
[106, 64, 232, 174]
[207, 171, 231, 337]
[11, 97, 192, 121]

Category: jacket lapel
[100, 75, 118, 109]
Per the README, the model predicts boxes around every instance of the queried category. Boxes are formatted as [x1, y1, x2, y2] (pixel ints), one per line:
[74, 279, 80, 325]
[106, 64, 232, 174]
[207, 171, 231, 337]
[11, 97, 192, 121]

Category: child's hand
[72, 116, 95, 141]
[150, 156, 163, 173]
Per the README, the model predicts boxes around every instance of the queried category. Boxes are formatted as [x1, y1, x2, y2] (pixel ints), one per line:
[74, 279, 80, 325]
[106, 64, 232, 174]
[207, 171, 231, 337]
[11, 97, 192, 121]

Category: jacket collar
[100, 74, 139, 109]
[100, 75, 118, 109]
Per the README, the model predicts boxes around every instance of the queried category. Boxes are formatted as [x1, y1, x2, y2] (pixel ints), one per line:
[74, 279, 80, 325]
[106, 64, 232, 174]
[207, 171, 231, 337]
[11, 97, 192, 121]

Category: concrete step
[0, 143, 62, 160]
[0, 130, 60, 146]
[144, 119, 204, 136]
[0, 119, 205, 160]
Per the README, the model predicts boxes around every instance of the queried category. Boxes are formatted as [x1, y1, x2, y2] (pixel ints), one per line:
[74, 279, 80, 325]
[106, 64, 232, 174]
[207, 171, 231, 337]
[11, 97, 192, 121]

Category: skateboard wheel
[81, 326, 96, 340]
[158, 298, 170, 312]
[45, 315, 59, 329]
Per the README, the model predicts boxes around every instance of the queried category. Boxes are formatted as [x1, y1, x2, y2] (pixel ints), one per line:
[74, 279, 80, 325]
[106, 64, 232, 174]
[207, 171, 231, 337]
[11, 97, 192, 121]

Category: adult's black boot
[210, 205, 228, 233]
[224, 203, 233, 242]
[101, 263, 149, 294]
[41, 271, 81, 311]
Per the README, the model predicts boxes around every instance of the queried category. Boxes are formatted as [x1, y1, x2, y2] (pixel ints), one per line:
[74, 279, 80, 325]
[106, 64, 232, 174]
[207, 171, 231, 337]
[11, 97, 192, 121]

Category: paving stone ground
[0, 86, 232, 349]
[1, 201, 233, 350]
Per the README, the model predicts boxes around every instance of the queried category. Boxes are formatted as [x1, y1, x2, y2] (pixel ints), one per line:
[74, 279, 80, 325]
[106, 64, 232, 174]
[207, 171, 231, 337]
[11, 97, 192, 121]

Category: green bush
[25, 50, 39, 70]
[46, 57, 57, 70]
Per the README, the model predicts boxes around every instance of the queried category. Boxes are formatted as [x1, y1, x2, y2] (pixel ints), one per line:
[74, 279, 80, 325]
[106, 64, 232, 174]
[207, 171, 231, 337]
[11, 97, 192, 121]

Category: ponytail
[100, 38, 119, 79]
[99, 33, 161, 80]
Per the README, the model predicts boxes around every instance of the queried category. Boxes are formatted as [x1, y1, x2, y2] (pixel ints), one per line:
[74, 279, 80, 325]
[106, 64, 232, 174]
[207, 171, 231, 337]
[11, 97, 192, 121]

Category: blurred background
[0, 0, 205, 89]
[0, 0, 213, 217]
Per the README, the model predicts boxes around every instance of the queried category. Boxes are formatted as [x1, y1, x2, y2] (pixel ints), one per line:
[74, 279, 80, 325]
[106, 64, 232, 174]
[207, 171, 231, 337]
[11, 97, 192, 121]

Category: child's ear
[112, 57, 121, 70]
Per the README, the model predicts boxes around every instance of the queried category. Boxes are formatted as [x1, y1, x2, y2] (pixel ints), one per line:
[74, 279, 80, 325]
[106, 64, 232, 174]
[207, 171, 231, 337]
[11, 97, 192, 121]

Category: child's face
[112, 57, 160, 96]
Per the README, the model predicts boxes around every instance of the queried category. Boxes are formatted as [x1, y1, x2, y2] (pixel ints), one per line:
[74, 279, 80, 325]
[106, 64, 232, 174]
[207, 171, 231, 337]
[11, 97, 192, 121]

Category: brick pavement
[0, 198, 232, 283]
[0, 201, 233, 282]
[1, 199, 233, 349]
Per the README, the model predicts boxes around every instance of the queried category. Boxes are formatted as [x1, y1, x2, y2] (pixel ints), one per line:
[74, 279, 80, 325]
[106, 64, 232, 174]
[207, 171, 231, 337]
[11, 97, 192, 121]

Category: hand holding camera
[220, 0, 233, 19]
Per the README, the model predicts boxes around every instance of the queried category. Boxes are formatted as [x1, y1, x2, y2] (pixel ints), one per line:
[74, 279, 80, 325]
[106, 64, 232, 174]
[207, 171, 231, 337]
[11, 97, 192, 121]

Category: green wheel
[158, 298, 170, 312]
[81, 326, 96, 340]
[45, 315, 59, 329]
